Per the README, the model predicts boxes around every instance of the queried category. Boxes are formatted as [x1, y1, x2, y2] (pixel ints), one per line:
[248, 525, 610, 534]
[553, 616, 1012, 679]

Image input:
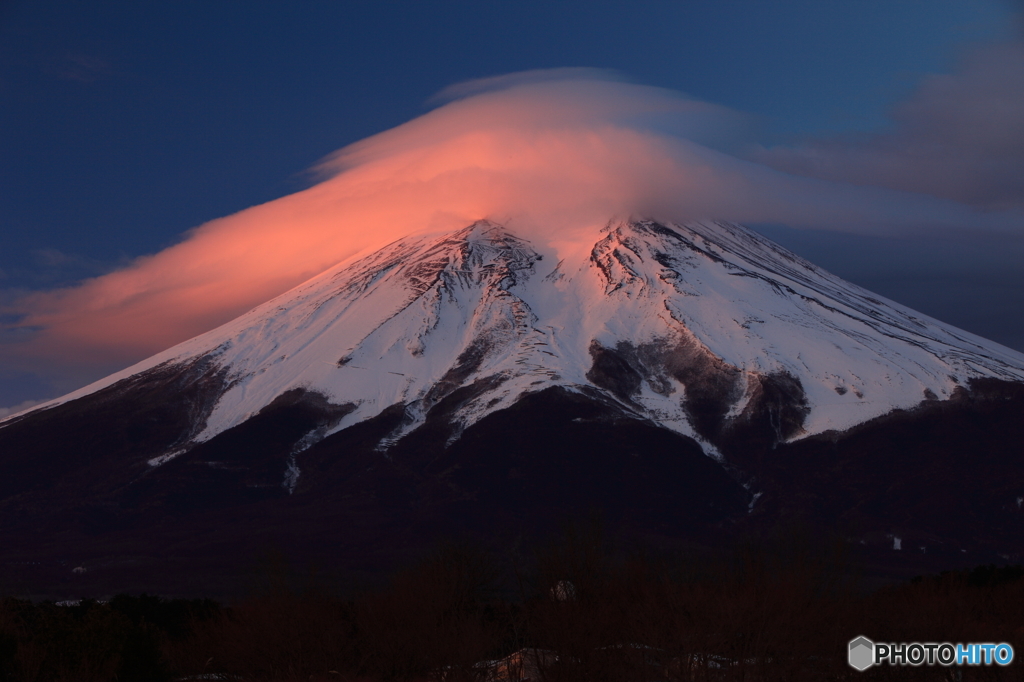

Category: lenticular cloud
[5, 69, 1022, 385]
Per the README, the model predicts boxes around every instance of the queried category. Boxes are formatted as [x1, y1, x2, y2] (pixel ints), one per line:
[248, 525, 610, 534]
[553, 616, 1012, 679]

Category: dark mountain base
[1, 376, 1022, 599]
[736, 378, 1024, 561]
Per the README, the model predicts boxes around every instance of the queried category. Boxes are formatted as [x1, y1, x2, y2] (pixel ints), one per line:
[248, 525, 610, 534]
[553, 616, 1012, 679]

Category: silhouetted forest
[2, 527, 1023, 681]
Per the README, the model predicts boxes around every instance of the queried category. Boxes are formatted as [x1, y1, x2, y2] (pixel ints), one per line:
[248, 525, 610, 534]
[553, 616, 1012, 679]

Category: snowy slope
[10, 219, 1024, 466]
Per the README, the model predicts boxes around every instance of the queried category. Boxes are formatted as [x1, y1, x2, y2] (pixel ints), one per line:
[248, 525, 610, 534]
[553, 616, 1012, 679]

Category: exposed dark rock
[585, 335, 779, 447]
[422, 339, 495, 409]
[726, 370, 810, 452]
[585, 341, 643, 401]
[660, 339, 744, 441]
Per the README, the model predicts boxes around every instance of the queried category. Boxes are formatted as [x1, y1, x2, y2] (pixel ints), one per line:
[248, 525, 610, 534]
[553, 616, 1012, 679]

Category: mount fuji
[3, 218, 1024, 595]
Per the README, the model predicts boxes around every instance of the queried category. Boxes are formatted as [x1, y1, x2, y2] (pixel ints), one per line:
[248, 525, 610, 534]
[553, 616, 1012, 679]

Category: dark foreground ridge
[1, 369, 1023, 599]
[3, 537, 1024, 682]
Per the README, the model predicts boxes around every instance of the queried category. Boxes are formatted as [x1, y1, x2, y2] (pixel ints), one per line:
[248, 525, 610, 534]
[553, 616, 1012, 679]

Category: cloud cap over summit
[4, 70, 1023, 398]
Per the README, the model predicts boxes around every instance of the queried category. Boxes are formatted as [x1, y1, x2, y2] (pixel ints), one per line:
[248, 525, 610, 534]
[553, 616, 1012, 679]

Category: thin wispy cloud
[0, 398, 47, 420]
[754, 30, 1024, 211]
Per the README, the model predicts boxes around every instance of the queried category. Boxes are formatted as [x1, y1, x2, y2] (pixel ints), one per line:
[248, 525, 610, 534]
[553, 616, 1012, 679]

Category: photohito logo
[849, 637, 874, 671]
[849, 636, 1014, 670]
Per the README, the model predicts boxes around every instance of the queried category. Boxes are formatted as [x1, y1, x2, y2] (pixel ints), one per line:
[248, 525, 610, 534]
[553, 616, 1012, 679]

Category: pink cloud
[5, 70, 1023, 388]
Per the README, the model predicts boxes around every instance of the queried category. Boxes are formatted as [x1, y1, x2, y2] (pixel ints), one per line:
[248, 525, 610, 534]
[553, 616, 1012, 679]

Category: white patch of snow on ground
[282, 455, 300, 494]
[147, 449, 187, 468]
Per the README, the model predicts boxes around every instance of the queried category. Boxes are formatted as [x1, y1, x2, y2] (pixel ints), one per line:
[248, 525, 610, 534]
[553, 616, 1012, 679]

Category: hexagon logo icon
[849, 636, 874, 671]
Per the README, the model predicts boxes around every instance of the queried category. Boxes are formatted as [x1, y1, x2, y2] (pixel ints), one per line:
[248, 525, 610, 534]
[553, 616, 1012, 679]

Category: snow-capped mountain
[16, 219, 1024, 463]
[3, 218, 1024, 596]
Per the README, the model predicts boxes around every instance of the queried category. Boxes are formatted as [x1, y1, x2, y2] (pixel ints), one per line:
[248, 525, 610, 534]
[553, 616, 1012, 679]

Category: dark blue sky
[2, 0, 1023, 409]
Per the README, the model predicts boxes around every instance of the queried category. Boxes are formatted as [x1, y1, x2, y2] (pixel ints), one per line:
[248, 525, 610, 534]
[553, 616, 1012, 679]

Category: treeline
[2, 530, 1024, 681]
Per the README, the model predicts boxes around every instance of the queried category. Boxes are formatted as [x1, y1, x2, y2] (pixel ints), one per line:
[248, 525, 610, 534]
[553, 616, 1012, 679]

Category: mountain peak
[13, 218, 1024, 461]
[5, 218, 1024, 594]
